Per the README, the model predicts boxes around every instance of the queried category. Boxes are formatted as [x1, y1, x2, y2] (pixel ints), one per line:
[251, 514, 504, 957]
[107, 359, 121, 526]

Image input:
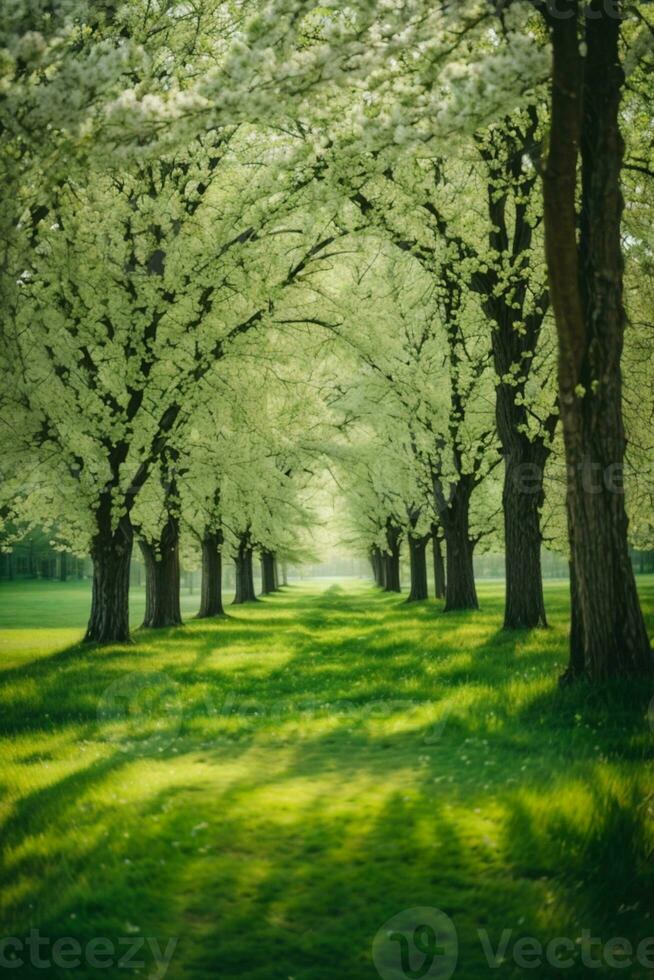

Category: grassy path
[0, 580, 653, 979]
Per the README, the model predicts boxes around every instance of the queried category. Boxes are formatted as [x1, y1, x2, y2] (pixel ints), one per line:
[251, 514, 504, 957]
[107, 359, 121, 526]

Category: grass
[0, 579, 208, 632]
[0, 577, 653, 979]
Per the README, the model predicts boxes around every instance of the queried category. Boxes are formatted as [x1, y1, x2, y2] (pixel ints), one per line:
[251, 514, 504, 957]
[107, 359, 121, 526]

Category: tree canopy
[1, 0, 653, 679]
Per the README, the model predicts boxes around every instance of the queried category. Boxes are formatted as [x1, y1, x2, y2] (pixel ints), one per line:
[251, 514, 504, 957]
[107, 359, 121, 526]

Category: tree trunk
[141, 541, 155, 624]
[490, 326, 551, 629]
[197, 530, 224, 618]
[543, 2, 652, 679]
[560, 558, 586, 685]
[281, 561, 289, 586]
[384, 552, 401, 592]
[260, 550, 277, 595]
[431, 526, 446, 600]
[502, 447, 548, 629]
[478, 113, 554, 630]
[139, 517, 182, 628]
[442, 484, 478, 611]
[383, 522, 401, 593]
[59, 552, 68, 582]
[407, 535, 429, 602]
[233, 534, 257, 604]
[85, 506, 133, 643]
[370, 546, 385, 587]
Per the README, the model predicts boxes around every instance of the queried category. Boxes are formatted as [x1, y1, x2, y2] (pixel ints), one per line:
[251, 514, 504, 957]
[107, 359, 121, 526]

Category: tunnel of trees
[1, 0, 653, 683]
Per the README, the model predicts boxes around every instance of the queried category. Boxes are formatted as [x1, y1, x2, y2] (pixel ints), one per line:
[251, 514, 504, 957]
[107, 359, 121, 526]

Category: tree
[322, 113, 556, 623]
[134, 451, 183, 629]
[541, 0, 652, 679]
[1, 118, 348, 641]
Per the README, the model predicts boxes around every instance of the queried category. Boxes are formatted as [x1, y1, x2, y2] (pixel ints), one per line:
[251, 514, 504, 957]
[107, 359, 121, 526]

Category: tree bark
[490, 312, 550, 629]
[543, 1, 652, 679]
[197, 530, 224, 618]
[384, 553, 400, 592]
[560, 558, 586, 685]
[370, 546, 385, 587]
[383, 522, 402, 593]
[139, 517, 182, 629]
[502, 446, 548, 629]
[441, 481, 478, 612]
[141, 540, 155, 624]
[431, 527, 446, 600]
[260, 550, 277, 595]
[477, 112, 554, 630]
[281, 561, 289, 586]
[85, 505, 133, 643]
[407, 534, 429, 602]
[233, 533, 257, 603]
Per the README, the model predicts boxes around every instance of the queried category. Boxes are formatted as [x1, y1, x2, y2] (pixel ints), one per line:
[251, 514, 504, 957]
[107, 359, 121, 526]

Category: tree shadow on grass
[2, 582, 653, 978]
[7, 754, 651, 980]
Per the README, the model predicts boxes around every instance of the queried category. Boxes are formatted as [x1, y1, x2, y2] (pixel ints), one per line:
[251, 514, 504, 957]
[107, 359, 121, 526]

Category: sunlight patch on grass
[0, 578, 652, 979]
[0, 628, 84, 665]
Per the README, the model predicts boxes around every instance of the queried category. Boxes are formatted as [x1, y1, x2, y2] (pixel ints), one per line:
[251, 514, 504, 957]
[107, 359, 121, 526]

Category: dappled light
[1, 581, 653, 979]
[2, 1, 654, 977]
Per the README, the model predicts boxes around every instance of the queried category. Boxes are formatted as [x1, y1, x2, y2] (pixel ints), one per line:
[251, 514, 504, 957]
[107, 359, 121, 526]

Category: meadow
[0, 578, 653, 979]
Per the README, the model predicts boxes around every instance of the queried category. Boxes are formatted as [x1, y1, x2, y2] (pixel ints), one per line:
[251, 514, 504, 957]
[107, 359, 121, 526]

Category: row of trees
[1, 0, 653, 680]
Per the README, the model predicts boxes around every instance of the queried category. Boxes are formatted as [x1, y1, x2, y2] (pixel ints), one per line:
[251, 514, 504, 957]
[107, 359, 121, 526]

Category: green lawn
[0, 579, 653, 979]
[0, 579, 210, 633]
